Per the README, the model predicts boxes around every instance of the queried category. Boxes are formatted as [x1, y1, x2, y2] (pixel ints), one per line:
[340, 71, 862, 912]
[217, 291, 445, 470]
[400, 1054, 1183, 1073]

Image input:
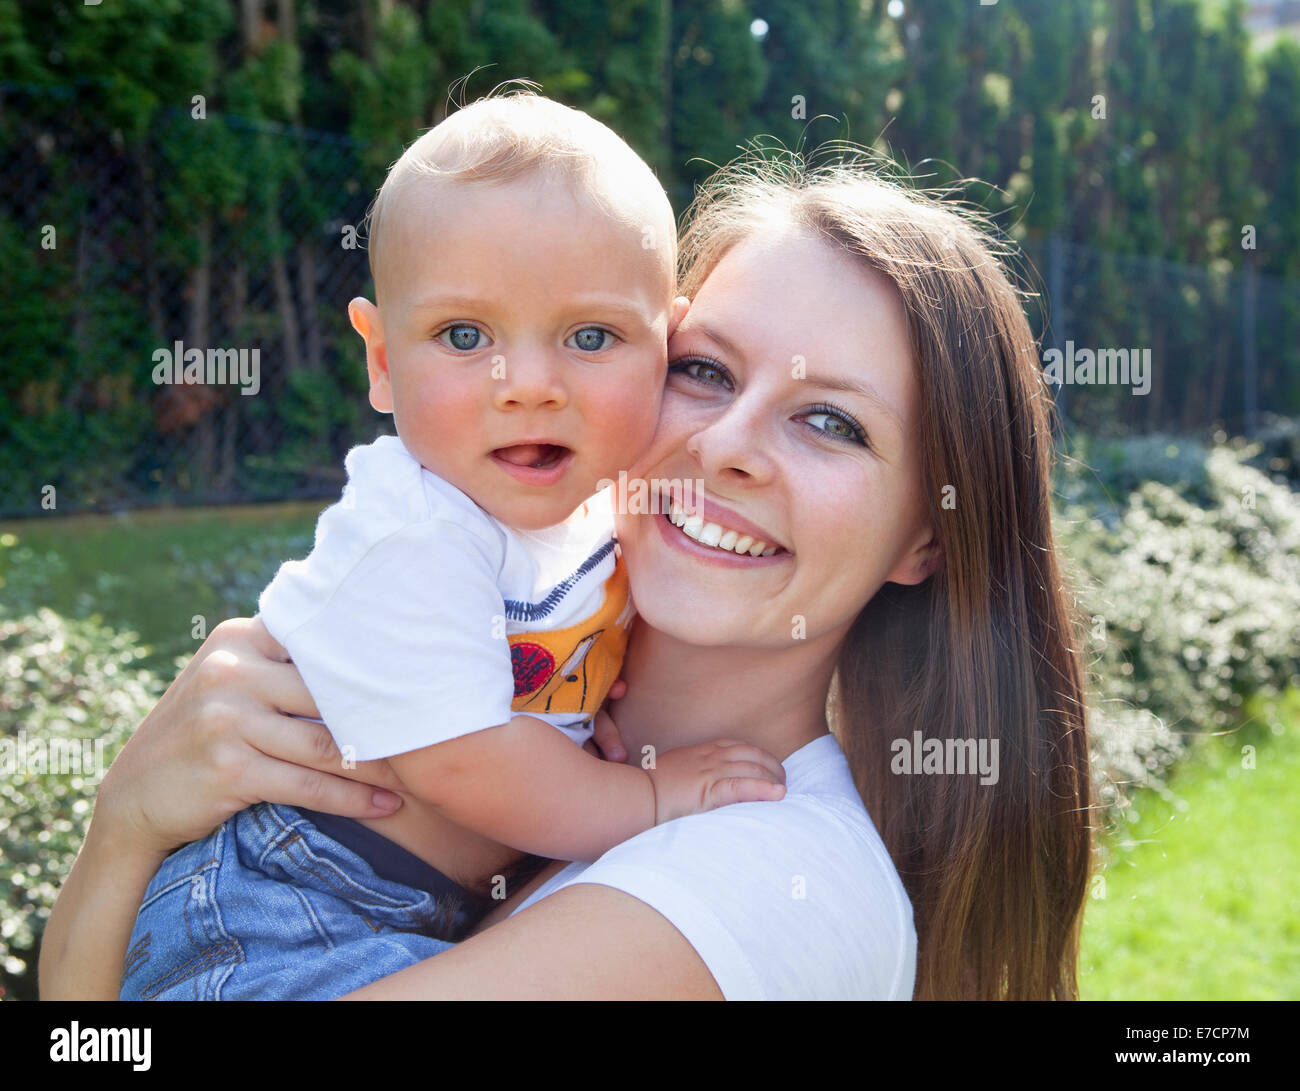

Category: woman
[40, 152, 1092, 1000]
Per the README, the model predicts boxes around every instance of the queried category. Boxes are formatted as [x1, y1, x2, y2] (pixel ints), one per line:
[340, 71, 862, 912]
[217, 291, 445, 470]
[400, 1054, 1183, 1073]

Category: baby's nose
[491, 349, 567, 410]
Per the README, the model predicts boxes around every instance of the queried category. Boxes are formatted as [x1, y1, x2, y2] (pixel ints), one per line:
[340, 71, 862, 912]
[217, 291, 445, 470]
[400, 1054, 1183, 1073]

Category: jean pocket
[121, 834, 243, 1000]
[240, 805, 463, 939]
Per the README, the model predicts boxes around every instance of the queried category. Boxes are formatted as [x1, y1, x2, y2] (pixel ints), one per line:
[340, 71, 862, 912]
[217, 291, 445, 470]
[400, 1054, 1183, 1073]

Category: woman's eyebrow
[804, 372, 903, 429]
[688, 320, 902, 427]
[689, 321, 747, 361]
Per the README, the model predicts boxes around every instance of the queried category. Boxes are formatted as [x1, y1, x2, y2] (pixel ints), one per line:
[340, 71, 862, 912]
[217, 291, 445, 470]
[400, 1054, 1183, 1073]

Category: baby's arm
[386, 716, 786, 862]
[257, 454, 783, 859]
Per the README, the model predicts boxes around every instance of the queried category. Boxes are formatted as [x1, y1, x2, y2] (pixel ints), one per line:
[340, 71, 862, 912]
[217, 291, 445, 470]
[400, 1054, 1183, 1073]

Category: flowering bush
[0, 609, 163, 1000]
[1056, 436, 1300, 815]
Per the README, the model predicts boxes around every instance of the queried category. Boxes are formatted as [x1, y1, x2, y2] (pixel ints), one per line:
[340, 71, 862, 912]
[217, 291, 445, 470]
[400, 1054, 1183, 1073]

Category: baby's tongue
[496, 443, 549, 467]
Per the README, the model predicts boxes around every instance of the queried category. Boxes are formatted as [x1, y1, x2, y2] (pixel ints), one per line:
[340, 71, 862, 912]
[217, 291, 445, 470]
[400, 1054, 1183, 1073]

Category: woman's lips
[666, 490, 789, 553]
[490, 443, 573, 486]
[654, 508, 792, 567]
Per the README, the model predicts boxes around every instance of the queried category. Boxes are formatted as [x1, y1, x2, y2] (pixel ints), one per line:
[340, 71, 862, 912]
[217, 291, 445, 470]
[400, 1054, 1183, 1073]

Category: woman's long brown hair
[678, 152, 1093, 1000]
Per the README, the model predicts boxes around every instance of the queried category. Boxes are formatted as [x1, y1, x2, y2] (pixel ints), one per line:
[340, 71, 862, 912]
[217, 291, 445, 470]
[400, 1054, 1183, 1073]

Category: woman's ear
[349, 297, 393, 414]
[917, 541, 943, 582]
[886, 529, 943, 587]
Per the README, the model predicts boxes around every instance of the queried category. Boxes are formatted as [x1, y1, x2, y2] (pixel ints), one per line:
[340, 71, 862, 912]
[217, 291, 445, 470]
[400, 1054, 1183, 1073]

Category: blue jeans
[120, 803, 474, 1000]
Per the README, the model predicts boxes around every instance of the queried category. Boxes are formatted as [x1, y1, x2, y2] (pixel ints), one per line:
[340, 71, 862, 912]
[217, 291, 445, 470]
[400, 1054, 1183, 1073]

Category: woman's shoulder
[516, 733, 917, 1000]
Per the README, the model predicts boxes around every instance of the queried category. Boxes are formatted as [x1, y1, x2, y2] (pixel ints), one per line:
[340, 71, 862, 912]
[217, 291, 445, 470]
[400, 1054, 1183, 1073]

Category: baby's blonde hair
[366, 89, 676, 300]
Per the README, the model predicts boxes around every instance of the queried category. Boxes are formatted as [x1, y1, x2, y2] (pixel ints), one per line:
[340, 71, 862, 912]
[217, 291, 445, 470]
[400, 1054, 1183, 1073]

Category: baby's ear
[668, 295, 690, 337]
[349, 298, 393, 414]
[348, 296, 379, 341]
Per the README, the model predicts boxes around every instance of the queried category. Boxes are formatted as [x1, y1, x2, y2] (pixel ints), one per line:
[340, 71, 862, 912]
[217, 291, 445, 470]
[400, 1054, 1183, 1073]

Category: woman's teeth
[668, 502, 780, 557]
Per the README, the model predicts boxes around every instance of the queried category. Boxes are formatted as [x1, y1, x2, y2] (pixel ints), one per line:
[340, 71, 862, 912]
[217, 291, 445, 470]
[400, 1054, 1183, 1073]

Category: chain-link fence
[1, 83, 389, 519]
[3, 84, 1298, 518]
[1022, 237, 1300, 437]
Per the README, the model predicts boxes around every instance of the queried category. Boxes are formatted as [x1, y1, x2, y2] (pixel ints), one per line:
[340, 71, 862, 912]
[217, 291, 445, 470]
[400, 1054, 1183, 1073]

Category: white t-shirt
[511, 732, 917, 1000]
[257, 436, 635, 761]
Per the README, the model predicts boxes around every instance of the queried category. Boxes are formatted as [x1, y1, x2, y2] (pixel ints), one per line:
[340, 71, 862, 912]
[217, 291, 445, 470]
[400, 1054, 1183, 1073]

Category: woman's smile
[655, 504, 792, 566]
[666, 490, 790, 556]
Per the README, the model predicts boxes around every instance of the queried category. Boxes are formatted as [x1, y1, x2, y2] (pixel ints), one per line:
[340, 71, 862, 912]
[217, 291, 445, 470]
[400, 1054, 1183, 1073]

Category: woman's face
[614, 224, 937, 651]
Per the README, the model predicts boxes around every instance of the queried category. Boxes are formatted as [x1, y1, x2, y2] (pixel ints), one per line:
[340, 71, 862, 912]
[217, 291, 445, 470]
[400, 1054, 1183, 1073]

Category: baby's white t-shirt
[257, 436, 634, 761]
[510, 731, 917, 1000]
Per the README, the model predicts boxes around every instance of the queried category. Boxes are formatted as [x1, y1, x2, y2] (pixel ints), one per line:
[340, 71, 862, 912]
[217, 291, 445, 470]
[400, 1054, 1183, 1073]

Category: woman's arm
[339, 883, 724, 1000]
[39, 618, 407, 1000]
[37, 815, 174, 1001]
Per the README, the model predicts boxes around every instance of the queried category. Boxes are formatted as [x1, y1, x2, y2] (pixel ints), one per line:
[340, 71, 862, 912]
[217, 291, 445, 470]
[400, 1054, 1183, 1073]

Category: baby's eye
[568, 327, 615, 352]
[438, 325, 487, 351]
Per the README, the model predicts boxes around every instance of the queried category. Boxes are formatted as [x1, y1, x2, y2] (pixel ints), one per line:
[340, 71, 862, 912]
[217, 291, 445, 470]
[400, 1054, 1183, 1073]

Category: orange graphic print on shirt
[508, 555, 633, 717]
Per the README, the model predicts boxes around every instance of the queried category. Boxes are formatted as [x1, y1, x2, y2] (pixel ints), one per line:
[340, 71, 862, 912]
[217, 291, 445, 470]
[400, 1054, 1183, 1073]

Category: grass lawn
[0, 501, 325, 670]
[1079, 687, 1300, 1000]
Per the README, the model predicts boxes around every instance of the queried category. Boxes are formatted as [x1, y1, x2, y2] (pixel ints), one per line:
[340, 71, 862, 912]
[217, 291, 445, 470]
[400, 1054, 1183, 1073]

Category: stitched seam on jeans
[174, 820, 242, 998]
[260, 805, 436, 916]
[139, 937, 242, 999]
[288, 882, 336, 948]
[282, 835, 429, 913]
[121, 932, 151, 983]
[142, 825, 243, 1001]
[136, 850, 221, 912]
[288, 835, 456, 937]
[254, 804, 457, 942]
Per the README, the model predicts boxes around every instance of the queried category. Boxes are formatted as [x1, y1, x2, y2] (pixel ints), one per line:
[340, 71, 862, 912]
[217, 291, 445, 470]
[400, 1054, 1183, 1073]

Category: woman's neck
[607, 621, 840, 765]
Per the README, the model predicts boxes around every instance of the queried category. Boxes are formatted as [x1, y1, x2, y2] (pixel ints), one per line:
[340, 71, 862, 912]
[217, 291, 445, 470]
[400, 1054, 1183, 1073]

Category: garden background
[1, 0, 1298, 1001]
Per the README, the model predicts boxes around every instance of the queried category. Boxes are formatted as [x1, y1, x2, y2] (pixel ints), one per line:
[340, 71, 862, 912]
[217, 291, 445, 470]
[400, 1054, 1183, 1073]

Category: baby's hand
[646, 739, 787, 824]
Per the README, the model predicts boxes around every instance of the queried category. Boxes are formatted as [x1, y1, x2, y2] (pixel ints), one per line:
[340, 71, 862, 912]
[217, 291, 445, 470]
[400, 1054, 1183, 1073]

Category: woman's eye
[438, 325, 486, 351]
[668, 357, 730, 387]
[802, 406, 867, 446]
[568, 327, 614, 352]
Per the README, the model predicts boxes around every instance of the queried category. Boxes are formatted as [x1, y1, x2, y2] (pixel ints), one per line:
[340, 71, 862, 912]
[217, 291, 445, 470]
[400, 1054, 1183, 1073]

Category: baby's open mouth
[493, 443, 570, 470]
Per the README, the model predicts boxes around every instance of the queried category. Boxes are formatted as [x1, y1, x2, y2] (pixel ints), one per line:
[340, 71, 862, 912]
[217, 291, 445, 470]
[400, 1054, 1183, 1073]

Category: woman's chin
[629, 591, 746, 646]
[623, 545, 756, 646]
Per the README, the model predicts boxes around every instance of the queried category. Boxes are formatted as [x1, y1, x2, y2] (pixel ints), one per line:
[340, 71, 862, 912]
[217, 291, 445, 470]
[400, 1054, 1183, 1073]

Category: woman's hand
[96, 616, 405, 858]
[583, 678, 629, 763]
[41, 616, 407, 999]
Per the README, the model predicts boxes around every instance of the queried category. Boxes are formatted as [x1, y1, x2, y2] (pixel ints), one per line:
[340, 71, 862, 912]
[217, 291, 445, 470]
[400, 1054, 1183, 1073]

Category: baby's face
[364, 173, 678, 530]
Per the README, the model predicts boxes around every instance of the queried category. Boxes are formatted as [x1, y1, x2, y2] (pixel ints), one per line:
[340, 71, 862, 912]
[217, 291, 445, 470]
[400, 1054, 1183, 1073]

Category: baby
[120, 93, 784, 1001]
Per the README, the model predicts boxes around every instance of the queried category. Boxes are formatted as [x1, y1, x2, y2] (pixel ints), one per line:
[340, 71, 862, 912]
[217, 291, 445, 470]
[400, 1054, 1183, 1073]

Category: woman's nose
[491, 348, 568, 411]
[684, 404, 777, 485]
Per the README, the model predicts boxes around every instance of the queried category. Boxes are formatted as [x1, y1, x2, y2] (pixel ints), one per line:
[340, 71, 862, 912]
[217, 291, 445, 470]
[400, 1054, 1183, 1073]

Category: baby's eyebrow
[406, 294, 655, 327]
[570, 298, 657, 327]
[407, 294, 495, 315]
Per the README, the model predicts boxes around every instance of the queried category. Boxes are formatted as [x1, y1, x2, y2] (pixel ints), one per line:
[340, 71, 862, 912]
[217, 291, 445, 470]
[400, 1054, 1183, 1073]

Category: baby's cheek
[595, 387, 662, 464]
[398, 383, 479, 461]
